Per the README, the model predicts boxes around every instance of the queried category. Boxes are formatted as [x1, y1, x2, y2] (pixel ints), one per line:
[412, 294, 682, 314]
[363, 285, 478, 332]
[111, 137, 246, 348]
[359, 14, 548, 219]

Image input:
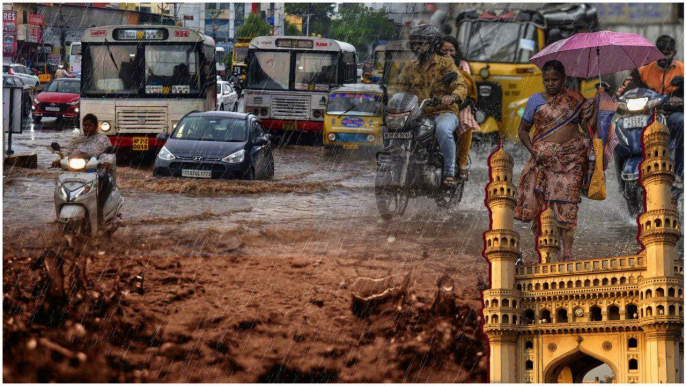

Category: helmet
[409, 25, 442, 53]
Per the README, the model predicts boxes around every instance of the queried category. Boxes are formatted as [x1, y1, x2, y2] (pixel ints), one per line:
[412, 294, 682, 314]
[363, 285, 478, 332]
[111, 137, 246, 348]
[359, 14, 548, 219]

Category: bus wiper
[104, 38, 120, 72]
[338, 104, 357, 118]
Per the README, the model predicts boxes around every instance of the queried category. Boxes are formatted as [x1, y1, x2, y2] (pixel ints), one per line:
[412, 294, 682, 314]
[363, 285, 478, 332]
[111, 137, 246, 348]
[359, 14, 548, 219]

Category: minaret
[483, 148, 520, 383]
[637, 120, 683, 383]
[537, 207, 560, 263]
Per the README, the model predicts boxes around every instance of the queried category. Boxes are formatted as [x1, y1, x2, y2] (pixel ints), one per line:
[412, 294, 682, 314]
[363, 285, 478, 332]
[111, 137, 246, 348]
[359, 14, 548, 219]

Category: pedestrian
[439, 35, 478, 180]
[55, 64, 70, 79]
[514, 60, 598, 261]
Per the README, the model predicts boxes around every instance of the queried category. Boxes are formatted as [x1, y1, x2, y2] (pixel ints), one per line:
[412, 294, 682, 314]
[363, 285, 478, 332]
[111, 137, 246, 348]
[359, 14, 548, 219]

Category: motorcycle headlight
[157, 146, 176, 161]
[100, 121, 111, 132]
[626, 97, 648, 112]
[68, 158, 86, 170]
[386, 114, 409, 130]
[222, 149, 245, 164]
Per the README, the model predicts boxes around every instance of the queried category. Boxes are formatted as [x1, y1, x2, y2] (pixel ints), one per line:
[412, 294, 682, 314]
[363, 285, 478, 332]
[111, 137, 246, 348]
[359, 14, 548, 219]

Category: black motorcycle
[375, 72, 464, 220]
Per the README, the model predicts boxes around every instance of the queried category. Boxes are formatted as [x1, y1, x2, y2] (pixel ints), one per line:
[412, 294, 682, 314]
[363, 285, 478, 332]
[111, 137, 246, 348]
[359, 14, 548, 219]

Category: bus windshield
[83, 43, 201, 95]
[327, 93, 382, 116]
[248, 51, 290, 90]
[294, 52, 336, 91]
[458, 21, 538, 63]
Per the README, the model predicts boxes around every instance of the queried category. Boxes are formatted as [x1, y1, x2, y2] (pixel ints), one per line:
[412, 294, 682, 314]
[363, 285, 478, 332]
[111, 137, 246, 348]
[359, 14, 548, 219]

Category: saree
[514, 88, 590, 230]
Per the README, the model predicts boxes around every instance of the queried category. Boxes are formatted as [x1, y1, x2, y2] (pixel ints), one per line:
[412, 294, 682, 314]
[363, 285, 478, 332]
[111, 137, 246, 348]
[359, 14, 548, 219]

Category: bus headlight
[327, 133, 336, 141]
[260, 108, 269, 116]
[367, 134, 375, 143]
[100, 121, 111, 132]
[313, 110, 323, 119]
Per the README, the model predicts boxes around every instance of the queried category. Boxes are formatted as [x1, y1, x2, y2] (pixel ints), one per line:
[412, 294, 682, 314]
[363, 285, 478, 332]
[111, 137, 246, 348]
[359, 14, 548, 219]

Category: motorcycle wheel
[375, 186, 409, 221]
[435, 179, 465, 209]
[624, 180, 643, 217]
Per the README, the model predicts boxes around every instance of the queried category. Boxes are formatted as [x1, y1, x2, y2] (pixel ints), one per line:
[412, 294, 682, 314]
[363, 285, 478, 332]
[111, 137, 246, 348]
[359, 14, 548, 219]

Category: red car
[32, 78, 80, 123]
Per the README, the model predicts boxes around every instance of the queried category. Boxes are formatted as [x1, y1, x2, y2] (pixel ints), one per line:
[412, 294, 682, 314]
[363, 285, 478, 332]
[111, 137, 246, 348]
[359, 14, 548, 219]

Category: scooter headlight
[68, 158, 87, 170]
[222, 149, 245, 164]
[626, 97, 648, 112]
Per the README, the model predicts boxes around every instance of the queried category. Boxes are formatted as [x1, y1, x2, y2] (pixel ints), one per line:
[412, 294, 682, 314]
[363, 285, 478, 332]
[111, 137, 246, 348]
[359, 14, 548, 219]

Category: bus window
[145, 45, 200, 94]
[84, 45, 140, 93]
[248, 51, 290, 90]
[294, 52, 336, 91]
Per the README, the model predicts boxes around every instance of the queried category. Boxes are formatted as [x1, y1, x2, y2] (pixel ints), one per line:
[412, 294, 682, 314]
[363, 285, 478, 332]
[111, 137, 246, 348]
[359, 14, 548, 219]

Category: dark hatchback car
[153, 111, 274, 180]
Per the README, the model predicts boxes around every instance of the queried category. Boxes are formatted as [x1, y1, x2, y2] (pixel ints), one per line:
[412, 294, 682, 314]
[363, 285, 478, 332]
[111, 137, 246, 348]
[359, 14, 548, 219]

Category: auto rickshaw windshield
[327, 92, 383, 116]
[458, 21, 538, 63]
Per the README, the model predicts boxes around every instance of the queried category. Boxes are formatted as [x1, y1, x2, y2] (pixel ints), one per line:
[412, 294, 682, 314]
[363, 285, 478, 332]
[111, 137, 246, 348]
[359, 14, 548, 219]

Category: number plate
[181, 169, 212, 178]
[132, 137, 149, 151]
[623, 115, 648, 129]
[45, 106, 60, 111]
[384, 132, 412, 139]
[343, 144, 359, 150]
[283, 122, 297, 130]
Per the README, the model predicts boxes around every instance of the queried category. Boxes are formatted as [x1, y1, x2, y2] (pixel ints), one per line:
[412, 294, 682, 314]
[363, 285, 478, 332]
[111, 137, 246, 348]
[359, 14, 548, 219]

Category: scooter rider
[392, 25, 468, 187]
[616, 35, 684, 183]
[52, 113, 115, 220]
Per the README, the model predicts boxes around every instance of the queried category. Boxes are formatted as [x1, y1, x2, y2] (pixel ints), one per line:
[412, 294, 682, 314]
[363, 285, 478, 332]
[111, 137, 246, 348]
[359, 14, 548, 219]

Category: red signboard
[175, 30, 189, 37]
[183, 15, 194, 20]
[26, 25, 42, 43]
[3, 10, 17, 33]
[28, 14, 45, 26]
[91, 29, 107, 37]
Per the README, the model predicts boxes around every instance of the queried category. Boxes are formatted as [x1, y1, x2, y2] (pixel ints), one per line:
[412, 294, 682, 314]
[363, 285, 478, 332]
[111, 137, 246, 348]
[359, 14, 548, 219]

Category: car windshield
[327, 92, 382, 116]
[294, 52, 336, 91]
[458, 21, 538, 63]
[45, 80, 80, 93]
[173, 116, 247, 142]
[247, 51, 290, 90]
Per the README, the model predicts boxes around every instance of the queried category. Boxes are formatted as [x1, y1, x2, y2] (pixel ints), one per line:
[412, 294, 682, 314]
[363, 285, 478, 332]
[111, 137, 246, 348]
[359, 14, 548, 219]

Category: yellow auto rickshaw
[324, 84, 385, 150]
[455, 4, 600, 141]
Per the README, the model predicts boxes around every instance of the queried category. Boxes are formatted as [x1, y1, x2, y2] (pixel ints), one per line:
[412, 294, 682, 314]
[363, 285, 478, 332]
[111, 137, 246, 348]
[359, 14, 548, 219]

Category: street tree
[237, 13, 271, 38]
[285, 20, 301, 36]
[331, 4, 396, 61]
[285, 3, 334, 36]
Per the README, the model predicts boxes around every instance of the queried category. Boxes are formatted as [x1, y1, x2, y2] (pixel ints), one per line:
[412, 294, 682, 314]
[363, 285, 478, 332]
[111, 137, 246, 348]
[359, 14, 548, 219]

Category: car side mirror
[254, 136, 269, 146]
[156, 133, 169, 141]
[51, 142, 60, 151]
[441, 72, 458, 86]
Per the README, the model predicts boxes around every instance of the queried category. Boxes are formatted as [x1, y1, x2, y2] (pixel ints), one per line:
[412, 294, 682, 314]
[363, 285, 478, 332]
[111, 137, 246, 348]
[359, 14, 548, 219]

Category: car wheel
[242, 167, 255, 181]
[219, 104, 224, 111]
[33, 116, 42, 123]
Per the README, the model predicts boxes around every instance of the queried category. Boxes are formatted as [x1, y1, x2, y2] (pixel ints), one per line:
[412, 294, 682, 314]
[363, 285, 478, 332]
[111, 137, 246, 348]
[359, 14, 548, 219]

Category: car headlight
[157, 146, 176, 161]
[627, 97, 648, 111]
[386, 114, 408, 130]
[222, 149, 245, 164]
[68, 158, 86, 170]
[100, 121, 111, 132]
[32, 105, 36, 111]
[34, 98, 39, 104]
[67, 100, 79, 105]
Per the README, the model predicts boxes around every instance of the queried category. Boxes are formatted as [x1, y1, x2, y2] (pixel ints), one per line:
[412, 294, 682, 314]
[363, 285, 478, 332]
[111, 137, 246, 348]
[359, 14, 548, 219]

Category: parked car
[32, 78, 80, 123]
[3, 74, 32, 117]
[153, 111, 274, 180]
[217, 80, 238, 111]
[3, 64, 40, 87]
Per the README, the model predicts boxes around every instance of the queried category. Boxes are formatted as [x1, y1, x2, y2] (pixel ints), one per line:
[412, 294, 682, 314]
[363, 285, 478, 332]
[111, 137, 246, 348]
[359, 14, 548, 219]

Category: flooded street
[3, 118, 663, 382]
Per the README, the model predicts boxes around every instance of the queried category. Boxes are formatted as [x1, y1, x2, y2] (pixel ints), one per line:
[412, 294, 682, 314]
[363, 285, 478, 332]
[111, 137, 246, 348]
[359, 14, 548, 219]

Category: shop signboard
[28, 14, 45, 27]
[3, 11, 17, 56]
[21, 24, 43, 43]
[47, 53, 61, 66]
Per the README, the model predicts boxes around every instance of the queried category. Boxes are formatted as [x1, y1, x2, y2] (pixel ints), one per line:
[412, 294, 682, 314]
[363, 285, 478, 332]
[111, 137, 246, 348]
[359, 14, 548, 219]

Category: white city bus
[80, 25, 216, 153]
[216, 46, 226, 78]
[68, 41, 82, 76]
[243, 36, 357, 133]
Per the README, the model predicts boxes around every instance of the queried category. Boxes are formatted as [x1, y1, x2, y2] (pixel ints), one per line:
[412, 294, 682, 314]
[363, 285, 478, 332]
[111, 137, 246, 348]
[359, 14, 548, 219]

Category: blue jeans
[434, 112, 460, 177]
[667, 112, 683, 177]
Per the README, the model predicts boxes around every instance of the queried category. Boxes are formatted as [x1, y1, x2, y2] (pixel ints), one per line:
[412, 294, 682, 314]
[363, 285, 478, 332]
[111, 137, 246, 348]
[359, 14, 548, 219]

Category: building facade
[482, 121, 684, 383]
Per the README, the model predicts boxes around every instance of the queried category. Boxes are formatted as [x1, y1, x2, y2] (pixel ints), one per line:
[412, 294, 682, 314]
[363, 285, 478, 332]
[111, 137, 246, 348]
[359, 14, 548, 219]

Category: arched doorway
[544, 348, 617, 383]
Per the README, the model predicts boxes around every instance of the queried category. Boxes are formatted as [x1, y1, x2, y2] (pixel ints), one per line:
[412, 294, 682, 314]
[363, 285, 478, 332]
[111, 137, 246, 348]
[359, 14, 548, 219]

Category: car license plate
[623, 116, 648, 129]
[283, 122, 297, 130]
[343, 144, 359, 150]
[182, 169, 211, 178]
[132, 137, 149, 151]
[384, 132, 412, 139]
[45, 106, 60, 111]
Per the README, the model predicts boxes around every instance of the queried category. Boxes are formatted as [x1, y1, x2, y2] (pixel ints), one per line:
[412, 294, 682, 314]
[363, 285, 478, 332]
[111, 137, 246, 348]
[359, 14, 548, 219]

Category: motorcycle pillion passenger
[391, 25, 468, 187]
[616, 35, 684, 182]
[52, 113, 115, 218]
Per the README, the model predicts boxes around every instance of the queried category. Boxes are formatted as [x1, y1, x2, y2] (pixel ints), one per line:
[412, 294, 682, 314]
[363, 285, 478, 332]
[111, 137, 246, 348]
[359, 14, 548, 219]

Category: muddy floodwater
[3, 119, 673, 382]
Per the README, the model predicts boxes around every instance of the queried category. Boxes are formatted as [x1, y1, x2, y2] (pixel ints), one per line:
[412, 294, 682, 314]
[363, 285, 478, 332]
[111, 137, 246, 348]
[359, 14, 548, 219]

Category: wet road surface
[3, 117, 674, 382]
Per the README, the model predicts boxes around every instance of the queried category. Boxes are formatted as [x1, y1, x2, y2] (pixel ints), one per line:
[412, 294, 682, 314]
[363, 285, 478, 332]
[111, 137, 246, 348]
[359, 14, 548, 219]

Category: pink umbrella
[530, 31, 665, 78]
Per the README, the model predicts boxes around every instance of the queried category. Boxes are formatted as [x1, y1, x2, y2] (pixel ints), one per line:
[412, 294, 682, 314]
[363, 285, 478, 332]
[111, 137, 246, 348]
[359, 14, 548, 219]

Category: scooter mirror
[51, 142, 60, 151]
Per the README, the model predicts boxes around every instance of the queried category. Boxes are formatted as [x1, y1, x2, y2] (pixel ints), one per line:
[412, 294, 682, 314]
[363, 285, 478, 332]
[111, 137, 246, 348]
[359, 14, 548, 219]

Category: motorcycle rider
[52, 113, 115, 221]
[616, 35, 684, 184]
[392, 25, 468, 187]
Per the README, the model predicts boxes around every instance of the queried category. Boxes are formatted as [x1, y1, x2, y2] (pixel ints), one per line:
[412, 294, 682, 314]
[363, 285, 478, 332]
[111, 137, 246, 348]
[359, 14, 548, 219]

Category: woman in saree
[514, 60, 597, 261]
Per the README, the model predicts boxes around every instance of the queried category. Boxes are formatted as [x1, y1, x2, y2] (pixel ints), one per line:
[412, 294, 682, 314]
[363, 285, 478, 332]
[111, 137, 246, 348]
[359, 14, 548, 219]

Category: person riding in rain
[391, 25, 468, 187]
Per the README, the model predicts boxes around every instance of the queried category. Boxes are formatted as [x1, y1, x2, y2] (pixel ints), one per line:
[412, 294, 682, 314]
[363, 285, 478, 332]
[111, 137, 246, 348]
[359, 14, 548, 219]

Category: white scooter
[51, 142, 123, 237]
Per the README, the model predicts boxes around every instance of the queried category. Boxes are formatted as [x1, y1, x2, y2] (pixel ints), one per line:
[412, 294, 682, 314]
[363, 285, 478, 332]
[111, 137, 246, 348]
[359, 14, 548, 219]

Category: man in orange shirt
[617, 35, 684, 181]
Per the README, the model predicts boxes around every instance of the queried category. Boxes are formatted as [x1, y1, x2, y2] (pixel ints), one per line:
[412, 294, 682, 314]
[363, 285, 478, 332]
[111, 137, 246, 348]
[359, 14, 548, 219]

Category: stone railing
[516, 255, 645, 279]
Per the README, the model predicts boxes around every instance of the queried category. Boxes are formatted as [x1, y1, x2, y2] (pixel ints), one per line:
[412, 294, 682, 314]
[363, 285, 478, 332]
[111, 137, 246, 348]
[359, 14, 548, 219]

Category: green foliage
[285, 3, 335, 36]
[331, 4, 396, 61]
[237, 13, 271, 38]
[285, 19, 301, 36]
